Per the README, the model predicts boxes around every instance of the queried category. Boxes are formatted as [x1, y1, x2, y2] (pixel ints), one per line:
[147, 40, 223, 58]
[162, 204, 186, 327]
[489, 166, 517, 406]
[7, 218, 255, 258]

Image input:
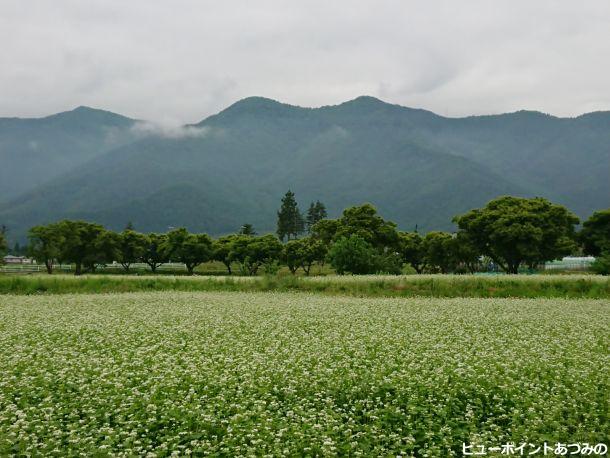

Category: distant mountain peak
[54, 105, 115, 117]
[345, 95, 387, 106]
[43, 106, 136, 125]
[226, 96, 290, 111]
[199, 96, 306, 125]
[72, 105, 97, 112]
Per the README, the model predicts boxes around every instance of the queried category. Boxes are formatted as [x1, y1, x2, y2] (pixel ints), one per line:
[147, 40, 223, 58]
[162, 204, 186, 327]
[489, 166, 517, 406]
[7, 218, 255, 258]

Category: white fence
[102, 262, 187, 272]
[0, 264, 72, 273]
[0, 262, 187, 274]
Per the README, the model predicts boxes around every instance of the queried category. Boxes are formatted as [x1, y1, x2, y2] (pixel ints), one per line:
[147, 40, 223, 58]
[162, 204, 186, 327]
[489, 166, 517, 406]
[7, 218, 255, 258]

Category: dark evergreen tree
[314, 201, 327, 221]
[306, 201, 328, 233]
[276, 190, 305, 241]
[239, 223, 256, 236]
[306, 203, 316, 232]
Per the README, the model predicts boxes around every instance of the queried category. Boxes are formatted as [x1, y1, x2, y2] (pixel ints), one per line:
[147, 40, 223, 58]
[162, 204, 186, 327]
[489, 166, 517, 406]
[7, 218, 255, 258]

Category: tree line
[1, 193, 609, 275]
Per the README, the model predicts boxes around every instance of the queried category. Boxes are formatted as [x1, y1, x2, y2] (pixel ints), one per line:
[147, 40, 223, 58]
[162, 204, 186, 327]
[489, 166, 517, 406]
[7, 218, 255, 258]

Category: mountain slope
[0, 106, 138, 202]
[0, 96, 608, 241]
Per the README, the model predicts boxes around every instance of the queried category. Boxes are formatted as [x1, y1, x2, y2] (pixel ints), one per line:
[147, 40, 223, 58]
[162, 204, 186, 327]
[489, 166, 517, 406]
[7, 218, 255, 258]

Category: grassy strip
[1, 273, 609, 298]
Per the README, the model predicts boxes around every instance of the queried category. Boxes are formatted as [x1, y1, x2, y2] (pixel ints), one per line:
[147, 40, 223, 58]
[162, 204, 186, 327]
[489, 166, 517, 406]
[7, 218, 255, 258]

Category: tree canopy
[580, 209, 610, 256]
[229, 234, 283, 275]
[213, 235, 240, 274]
[55, 220, 110, 275]
[116, 230, 149, 273]
[397, 232, 425, 273]
[165, 228, 213, 275]
[283, 236, 327, 275]
[28, 223, 64, 273]
[141, 233, 170, 273]
[327, 235, 377, 275]
[6, 194, 605, 277]
[454, 196, 579, 274]
[312, 204, 399, 254]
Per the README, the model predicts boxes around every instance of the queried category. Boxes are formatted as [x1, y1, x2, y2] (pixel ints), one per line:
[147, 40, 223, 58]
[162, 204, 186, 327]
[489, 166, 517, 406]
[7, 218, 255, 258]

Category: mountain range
[1, 96, 609, 242]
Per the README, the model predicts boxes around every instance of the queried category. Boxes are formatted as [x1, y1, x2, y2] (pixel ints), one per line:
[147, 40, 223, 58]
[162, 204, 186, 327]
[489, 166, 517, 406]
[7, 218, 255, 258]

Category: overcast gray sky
[2, 0, 609, 124]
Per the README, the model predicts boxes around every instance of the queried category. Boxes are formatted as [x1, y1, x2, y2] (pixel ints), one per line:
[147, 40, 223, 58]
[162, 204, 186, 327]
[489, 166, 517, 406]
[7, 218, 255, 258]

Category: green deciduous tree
[297, 237, 327, 275]
[283, 239, 303, 274]
[397, 231, 425, 274]
[141, 233, 170, 273]
[117, 230, 149, 273]
[311, 219, 340, 247]
[55, 221, 108, 275]
[454, 196, 579, 274]
[327, 235, 377, 275]
[27, 223, 64, 274]
[213, 235, 239, 275]
[282, 236, 328, 275]
[92, 230, 121, 272]
[452, 232, 481, 274]
[165, 228, 213, 275]
[422, 231, 455, 274]
[580, 209, 610, 256]
[335, 204, 399, 251]
[229, 234, 283, 275]
[276, 190, 305, 241]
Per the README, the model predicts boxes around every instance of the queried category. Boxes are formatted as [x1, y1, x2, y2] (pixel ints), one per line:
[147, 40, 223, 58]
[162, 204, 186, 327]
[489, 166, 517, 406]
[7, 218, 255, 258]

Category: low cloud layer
[130, 122, 211, 139]
[1, 1, 609, 123]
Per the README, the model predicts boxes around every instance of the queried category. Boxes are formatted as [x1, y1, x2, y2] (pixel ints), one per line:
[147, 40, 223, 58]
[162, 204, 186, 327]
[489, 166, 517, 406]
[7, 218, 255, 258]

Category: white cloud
[130, 122, 211, 139]
[1, 0, 609, 122]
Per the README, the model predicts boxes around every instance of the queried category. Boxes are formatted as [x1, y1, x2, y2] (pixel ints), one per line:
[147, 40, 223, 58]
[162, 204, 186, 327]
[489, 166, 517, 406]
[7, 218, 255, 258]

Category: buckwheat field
[0, 292, 608, 456]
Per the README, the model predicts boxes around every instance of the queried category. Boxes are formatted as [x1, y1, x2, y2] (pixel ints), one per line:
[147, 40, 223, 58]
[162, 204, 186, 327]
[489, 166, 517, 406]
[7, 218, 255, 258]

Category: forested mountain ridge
[1, 96, 608, 241]
[0, 106, 138, 201]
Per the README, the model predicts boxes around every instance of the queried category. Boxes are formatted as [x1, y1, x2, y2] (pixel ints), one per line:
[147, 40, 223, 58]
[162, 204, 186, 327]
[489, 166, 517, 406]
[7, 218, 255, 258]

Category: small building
[544, 256, 595, 271]
[2, 255, 35, 264]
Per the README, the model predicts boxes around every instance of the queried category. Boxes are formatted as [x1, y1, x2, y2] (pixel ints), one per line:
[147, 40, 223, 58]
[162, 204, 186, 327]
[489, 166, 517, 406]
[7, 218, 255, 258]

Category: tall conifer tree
[277, 190, 305, 241]
[306, 200, 328, 233]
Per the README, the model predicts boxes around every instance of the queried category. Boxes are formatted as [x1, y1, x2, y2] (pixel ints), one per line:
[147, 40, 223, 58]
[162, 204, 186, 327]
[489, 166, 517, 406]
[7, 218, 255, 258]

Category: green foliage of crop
[0, 292, 607, 455]
[1, 273, 610, 299]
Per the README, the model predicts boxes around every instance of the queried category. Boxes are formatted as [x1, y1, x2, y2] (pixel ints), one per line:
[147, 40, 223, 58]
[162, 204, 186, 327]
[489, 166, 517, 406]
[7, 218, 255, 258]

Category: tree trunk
[186, 264, 194, 275]
[224, 262, 232, 275]
[75, 262, 82, 276]
[45, 259, 53, 275]
[508, 262, 519, 274]
[122, 263, 130, 273]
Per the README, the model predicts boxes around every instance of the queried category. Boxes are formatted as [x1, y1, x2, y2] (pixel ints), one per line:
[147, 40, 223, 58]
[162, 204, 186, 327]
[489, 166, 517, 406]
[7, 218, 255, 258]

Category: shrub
[372, 252, 403, 275]
[327, 235, 377, 274]
[591, 253, 610, 275]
